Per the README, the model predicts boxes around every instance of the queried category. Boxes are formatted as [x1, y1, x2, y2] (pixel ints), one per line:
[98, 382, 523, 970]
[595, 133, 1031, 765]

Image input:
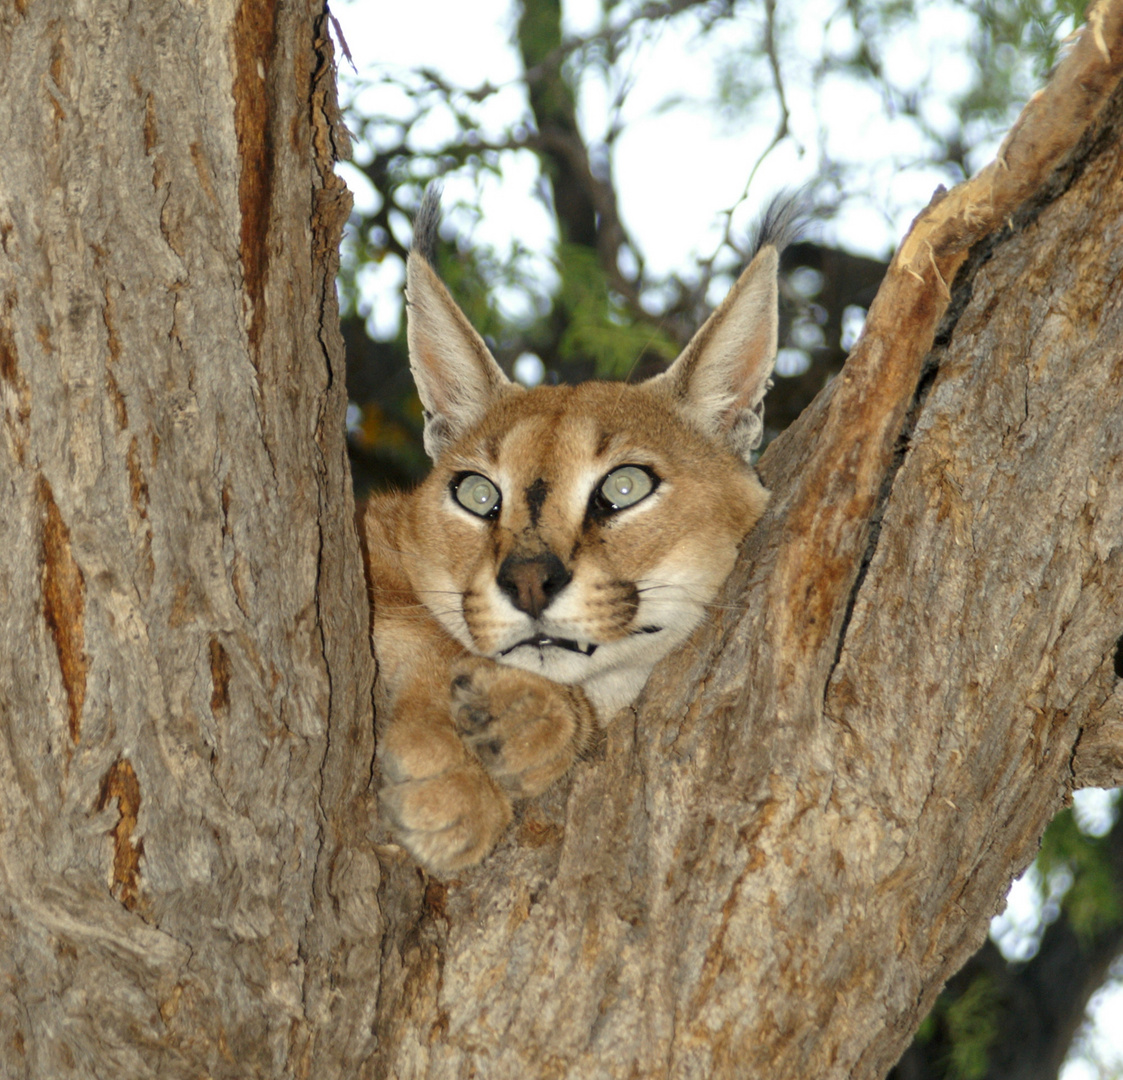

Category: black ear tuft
[748, 191, 807, 258]
[412, 183, 443, 267]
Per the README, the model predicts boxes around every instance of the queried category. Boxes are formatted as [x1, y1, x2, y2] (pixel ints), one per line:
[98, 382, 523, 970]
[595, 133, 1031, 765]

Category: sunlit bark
[1, 2, 1122, 1079]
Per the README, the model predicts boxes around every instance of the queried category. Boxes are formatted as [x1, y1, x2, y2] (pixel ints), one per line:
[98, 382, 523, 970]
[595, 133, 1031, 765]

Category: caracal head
[400, 188, 785, 714]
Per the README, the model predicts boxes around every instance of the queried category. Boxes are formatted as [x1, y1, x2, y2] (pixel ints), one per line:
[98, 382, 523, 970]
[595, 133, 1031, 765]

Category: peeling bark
[96, 759, 144, 912]
[38, 475, 88, 745]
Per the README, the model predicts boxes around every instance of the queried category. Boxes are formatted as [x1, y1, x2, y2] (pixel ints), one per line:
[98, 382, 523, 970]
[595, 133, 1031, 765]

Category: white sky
[331, 1, 1121, 1070]
[334, 0, 1023, 340]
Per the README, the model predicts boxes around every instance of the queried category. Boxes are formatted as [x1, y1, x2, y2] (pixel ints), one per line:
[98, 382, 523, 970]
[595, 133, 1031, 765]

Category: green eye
[599, 466, 655, 510]
[453, 473, 501, 518]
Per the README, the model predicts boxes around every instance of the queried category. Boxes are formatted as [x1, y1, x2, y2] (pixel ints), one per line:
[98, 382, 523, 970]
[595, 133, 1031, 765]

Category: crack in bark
[823, 349, 941, 701]
[232, 0, 278, 354]
[96, 758, 144, 911]
[209, 637, 232, 715]
[39, 475, 87, 745]
[306, 4, 354, 881]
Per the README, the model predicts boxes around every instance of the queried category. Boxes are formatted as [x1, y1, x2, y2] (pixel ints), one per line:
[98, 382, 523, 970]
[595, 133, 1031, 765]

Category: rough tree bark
[1, 5, 1122, 1080]
[0, 2, 374, 1076]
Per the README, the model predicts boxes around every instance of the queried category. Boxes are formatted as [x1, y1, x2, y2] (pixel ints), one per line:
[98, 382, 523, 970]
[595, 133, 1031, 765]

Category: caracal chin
[364, 187, 794, 873]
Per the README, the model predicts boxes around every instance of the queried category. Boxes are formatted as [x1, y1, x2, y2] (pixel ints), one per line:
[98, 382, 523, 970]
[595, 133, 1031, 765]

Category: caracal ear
[648, 243, 780, 462]
[406, 187, 513, 460]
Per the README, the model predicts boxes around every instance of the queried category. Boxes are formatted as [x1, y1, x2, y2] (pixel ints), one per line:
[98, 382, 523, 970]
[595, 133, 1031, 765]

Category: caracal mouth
[498, 625, 663, 659]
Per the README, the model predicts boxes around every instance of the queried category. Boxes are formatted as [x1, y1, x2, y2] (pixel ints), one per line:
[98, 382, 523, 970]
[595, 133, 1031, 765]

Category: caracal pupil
[365, 187, 793, 873]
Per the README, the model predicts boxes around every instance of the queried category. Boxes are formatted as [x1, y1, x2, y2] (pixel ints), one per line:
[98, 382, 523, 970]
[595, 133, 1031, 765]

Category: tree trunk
[0, 2, 375, 1076]
[1, 4, 1122, 1080]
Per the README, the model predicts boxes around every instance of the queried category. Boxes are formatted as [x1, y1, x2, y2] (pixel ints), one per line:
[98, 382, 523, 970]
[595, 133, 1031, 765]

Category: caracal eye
[453, 473, 501, 518]
[599, 465, 654, 510]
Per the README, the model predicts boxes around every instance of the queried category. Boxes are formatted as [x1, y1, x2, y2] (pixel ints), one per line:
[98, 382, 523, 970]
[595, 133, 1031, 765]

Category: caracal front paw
[379, 761, 513, 874]
[450, 656, 596, 798]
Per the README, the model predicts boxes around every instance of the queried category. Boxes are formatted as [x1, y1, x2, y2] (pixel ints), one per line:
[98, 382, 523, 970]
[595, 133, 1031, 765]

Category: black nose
[497, 552, 572, 619]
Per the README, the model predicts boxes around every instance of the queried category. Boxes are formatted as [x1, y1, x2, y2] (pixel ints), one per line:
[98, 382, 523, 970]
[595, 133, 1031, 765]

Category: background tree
[0, 2, 1121, 1079]
[340, 0, 1086, 488]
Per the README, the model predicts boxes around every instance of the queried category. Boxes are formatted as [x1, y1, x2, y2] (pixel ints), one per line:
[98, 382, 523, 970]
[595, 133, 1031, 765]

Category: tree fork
[371, 5, 1123, 1078]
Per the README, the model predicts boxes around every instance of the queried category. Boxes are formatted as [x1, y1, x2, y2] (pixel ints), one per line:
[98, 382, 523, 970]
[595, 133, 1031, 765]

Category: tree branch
[1073, 682, 1123, 790]
[766, 0, 1123, 679]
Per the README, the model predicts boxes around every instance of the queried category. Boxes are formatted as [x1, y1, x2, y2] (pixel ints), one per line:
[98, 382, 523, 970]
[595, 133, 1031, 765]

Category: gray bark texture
[1, 2, 1122, 1080]
[0, 1, 373, 1076]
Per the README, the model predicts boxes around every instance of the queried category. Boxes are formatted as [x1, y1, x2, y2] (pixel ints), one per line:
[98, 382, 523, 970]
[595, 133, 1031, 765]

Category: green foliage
[914, 1008, 938, 1045]
[554, 244, 678, 376]
[943, 973, 1000, 1080]
[912, 973, 1000, 1080]
[433, 239, 529, 349]
[1038, 805, 1123, 942]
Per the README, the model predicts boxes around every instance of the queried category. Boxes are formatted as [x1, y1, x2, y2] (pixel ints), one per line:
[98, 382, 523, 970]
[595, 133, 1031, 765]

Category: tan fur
[366, 208, 783, 874]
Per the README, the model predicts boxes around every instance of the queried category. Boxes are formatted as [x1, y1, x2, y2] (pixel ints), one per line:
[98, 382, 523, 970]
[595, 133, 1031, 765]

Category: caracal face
[405, 379, 768, 715]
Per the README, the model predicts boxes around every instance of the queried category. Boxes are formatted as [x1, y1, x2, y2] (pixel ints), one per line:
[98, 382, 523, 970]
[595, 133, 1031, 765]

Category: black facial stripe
[525, 477, 549, 527]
